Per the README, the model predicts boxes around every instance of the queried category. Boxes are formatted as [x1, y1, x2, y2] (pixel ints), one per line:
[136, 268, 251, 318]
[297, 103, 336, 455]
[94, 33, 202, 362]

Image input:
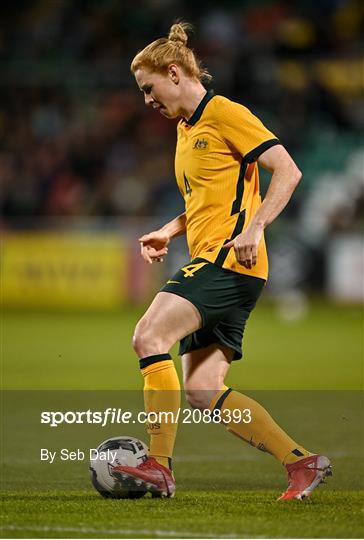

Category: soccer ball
[89, 436, 148, 499]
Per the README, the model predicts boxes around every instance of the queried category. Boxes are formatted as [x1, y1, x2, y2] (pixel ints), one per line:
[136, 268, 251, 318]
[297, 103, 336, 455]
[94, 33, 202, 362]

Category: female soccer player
[112, 22, 331, 500]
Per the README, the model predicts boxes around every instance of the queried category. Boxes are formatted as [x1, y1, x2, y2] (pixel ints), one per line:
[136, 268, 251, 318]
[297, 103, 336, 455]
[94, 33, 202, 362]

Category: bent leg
[133, 292, 202, 469]
[183, 345, 312, 465]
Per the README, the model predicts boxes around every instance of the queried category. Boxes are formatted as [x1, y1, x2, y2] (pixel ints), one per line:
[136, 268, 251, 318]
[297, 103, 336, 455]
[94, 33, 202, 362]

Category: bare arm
[252, 145, 302, 228]
[160, 212, 187, 239]
[139, 213, 186, 264]
[223, 145, 302, 269]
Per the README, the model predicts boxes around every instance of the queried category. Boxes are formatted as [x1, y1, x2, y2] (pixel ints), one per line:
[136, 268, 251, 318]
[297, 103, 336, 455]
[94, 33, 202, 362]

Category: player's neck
[179, 81, 207, 121]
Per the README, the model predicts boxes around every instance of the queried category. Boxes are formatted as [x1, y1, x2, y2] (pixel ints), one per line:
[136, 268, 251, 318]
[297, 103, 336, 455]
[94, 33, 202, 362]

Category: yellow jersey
[174, 90, 280, 280]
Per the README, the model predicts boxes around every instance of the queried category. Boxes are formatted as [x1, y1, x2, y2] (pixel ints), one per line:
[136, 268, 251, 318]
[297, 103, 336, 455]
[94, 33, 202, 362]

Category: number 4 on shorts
[181, 262, 208, 278]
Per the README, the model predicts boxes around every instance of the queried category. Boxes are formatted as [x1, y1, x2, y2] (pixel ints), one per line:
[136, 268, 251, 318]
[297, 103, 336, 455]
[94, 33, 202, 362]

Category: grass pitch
[1, 301, 363, 538]
[2, 491, 363, 539]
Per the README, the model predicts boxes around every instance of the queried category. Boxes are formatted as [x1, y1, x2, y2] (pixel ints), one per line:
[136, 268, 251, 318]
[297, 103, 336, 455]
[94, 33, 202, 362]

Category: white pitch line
[1, 524, 247, 538]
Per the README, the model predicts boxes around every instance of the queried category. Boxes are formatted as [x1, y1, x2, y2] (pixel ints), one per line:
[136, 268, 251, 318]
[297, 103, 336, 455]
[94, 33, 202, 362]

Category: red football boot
[278, 454, 332, 500]
[111, 457, 175, 498]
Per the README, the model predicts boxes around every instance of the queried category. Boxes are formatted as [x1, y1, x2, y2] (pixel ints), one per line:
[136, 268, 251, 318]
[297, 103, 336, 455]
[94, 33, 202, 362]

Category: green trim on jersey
[184, 89, 215, 126]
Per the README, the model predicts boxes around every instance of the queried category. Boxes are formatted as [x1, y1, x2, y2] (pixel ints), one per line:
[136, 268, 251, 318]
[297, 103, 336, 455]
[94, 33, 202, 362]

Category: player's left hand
[222, 225, 263, 269]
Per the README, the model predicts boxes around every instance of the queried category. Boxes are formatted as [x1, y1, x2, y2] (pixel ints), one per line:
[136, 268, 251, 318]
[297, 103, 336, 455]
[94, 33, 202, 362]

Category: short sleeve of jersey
[214, 96, 280, 163]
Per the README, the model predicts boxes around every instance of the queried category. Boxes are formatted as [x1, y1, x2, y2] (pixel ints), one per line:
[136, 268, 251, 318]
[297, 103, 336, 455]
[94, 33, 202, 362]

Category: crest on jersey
[193, 138, 208, 150]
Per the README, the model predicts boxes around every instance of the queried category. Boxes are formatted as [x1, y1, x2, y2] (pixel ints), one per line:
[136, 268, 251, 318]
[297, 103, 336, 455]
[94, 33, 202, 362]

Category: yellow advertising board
[1, 233, 126, 309]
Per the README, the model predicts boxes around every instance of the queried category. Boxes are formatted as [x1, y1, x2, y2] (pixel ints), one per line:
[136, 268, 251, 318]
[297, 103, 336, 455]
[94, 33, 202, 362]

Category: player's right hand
[138, 231, 170, 264]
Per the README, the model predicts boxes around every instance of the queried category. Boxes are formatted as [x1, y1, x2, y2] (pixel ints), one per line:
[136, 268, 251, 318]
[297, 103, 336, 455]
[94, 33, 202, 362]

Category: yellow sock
[140, 354, 180, 469]
[209, 387, 311, 464]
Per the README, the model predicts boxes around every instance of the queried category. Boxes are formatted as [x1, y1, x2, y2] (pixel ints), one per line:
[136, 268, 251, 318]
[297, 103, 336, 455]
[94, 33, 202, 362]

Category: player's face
[134, 68, 181, 118]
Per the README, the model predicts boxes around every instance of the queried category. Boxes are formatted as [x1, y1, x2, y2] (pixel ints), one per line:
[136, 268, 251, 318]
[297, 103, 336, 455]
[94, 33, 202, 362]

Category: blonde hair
[131, 21, 212, 83]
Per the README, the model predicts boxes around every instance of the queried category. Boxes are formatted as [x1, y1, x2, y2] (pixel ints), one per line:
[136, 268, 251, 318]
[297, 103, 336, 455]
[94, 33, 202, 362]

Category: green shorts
[160, 258, 265, 360]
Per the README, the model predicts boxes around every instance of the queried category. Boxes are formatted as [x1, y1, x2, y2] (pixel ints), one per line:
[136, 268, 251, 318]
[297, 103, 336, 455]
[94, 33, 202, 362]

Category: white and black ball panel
[89, 466, 116, 498]
[89, 465, 145, 499]
[90, 436, 148, 499]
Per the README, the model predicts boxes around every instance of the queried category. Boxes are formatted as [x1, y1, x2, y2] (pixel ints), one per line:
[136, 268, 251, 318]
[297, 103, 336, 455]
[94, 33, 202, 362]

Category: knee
[132, 317, 168, 358]
[184, 386, 213, 411]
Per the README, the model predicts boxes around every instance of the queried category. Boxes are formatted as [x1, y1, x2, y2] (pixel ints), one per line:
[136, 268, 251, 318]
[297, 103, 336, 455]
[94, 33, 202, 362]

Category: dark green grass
[1, 301, 363, 538]
[1, 491, 364, 539]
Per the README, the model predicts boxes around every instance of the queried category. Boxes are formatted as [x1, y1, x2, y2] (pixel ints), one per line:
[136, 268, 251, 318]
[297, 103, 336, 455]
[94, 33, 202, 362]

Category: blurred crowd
[1, 0, 363, 224]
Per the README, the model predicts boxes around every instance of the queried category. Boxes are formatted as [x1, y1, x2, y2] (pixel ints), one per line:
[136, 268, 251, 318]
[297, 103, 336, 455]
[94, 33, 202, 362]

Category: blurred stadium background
[1, 0, 363, 389]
